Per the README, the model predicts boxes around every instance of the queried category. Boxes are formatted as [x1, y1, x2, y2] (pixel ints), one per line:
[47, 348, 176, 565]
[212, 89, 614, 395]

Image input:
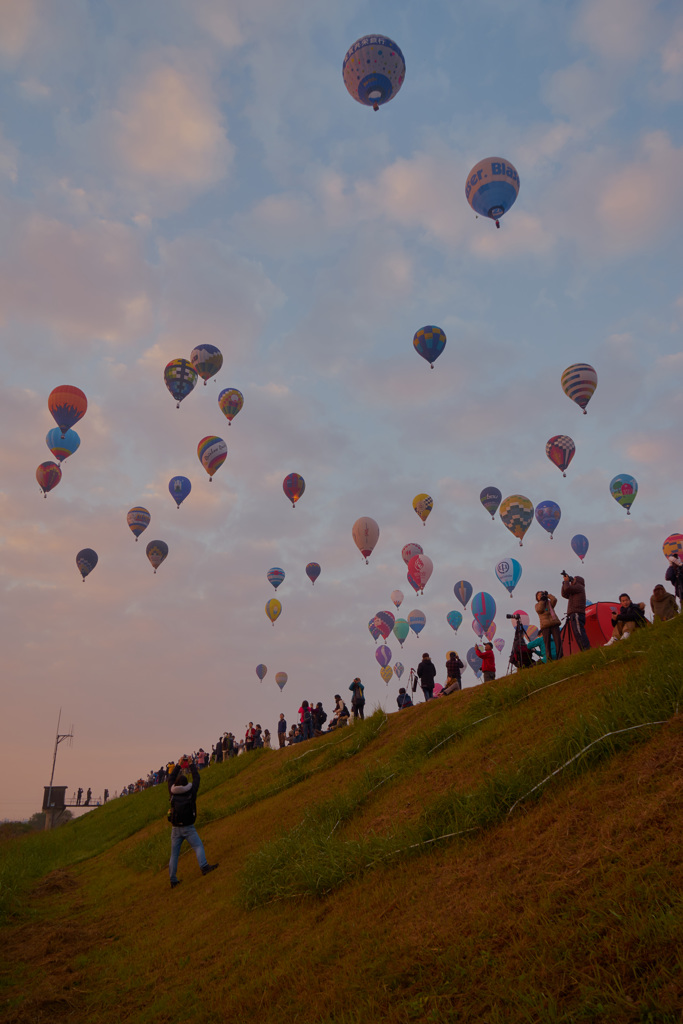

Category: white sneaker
[620, 633, 630, 640]
[604, 637, 617, 646]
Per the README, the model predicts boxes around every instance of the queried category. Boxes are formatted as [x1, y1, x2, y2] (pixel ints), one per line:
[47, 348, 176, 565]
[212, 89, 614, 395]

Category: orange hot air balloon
[48, 385, 87, 438]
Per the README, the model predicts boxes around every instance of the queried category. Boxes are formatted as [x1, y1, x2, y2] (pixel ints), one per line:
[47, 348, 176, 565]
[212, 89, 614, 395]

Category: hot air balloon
[375, 644, 392, 668]
[466, 648, 482, 678]
[413, 493, 433, 524]
[197, 436, 227, 480]
[391, 589, 404, 609]
[267, 567, 285, 590]
[393, 619, 410, 647]
[408, 553, 433, 594]
[663, 534, 683, 560]
[394, 662, 404, 680]
[256, 664, 267, 682]
[76, 547, 98, 581]
[480, 487, 502, 520]
[500, 494, 534, 546]
[526, 625, 539, 641]
[266, 598, 282, 625]
[413, 326, 446, 368]
[406, 572, 420, 593]
[571, 534, 589, 562]
[380, 666, 394, 684]
[610, 474, 638, 515]
[283, 473, 305, 507]
[546, 435, 575, 477]
[146, 540, 168, 574]
[127, 506, 151, 541]
[453, 580, 473, 608]
[36, 461, 62, 497]
[446, 610, 463, 632]
[472, 592, 496, 632]
[48, 385, 87, 438]
[275, 672, 288, 691]
[368, 618, 381, 642]
[485, 623, 496, 641]
[495, 558, 522, 596]
[342, 35, 405, 111]
[353, 517, 380, 563]
[46, 427, 80, 464]
[472, 618, 484, 639]
[407, 609, 426, 636]
[561, 363, 598, 414]
[164, 359, 197, 407]
[373, 610, 395, 641]
[306, 562, 321, 585]
[494, 638, 505, 653]
[401, 542, 423, 565]
[190, 344, 223, 385]
[218, 388, 244, 425]
[168, 476, 192, 508]
[465, 157, 520, 228]
[535, 500, 561, 539]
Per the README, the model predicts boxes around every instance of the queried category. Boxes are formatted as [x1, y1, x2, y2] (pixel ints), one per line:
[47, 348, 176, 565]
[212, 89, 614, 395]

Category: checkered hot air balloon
[164, 359, 197, 408]
[545, 435, 575, 477]
[561, 364, 597, 414]
[499, 495, 534, 546]
[413, 326, 446, 368]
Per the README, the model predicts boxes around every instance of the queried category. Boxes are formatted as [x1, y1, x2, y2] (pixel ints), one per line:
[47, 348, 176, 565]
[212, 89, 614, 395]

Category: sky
[1, 0, 682, 820]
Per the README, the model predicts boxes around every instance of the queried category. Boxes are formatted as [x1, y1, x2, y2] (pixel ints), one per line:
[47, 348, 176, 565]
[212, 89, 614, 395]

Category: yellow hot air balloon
[266, 598, 282, 625]
[380, 665, 393, 684]
[412, 493, 433, 524]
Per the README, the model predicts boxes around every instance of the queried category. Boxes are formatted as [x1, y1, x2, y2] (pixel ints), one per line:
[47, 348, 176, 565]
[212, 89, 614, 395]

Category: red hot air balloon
[545, 435, 575, 477]
[283, 473, 305, 507]
[36, 461, 62, 497]
[48, 385, 87, 438]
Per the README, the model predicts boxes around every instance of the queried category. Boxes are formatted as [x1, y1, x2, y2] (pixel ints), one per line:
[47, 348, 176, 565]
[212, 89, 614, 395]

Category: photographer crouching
[560, 571, 591, 651]
[534, 590, 563, 660]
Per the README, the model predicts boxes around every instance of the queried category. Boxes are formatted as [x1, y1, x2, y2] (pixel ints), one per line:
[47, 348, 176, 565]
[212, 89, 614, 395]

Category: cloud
[0, 0, 38, 59]
[0, 210, 156, 344]
[542, 61, 616, 131]
[111, 57, 233, 193]
[574, 0, 660, 62]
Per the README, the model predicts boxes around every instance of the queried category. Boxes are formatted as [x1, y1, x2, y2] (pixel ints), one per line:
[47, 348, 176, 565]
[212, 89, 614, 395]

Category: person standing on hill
[535, 590, 563, 660]
[561, 572, 591, 651]
[417, 653, 437, 700]
[277, 713, 287, 749]
[665, 554, 683, 604]
[474, 642, 496, 682]
[168, 758, 218, 890]
[349, 678, 365, 720]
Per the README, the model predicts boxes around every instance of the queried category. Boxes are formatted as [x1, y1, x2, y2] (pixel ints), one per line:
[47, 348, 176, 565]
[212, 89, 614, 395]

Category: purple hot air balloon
[305, 562, 321, 585]
[375, 644, 392, 668]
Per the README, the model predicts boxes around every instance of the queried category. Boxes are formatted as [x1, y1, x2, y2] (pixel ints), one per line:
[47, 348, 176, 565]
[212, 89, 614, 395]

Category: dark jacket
[445, 655, 464, 681]
[396, 691, 413, 709]
[417, 659, 436, 689]
[168, 763, 199, 827]
[612, 601, 647, 628]
[665, 561, 683, 600]
[561, 575, 586, 614]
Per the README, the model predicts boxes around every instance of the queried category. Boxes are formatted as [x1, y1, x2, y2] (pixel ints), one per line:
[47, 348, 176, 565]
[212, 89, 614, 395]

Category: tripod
[507, 618, 546, 674]
[560, 614, 575, 656]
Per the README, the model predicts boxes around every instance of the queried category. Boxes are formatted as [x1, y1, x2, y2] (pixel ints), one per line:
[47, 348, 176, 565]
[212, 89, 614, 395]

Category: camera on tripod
[506, 613, 520, 620]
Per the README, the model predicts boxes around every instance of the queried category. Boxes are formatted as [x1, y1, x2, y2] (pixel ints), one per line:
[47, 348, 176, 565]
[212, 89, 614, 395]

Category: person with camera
[605, 593, 648, 644]
[535, 590, 563, 660]
[665, 554, 683, 603]
[416, 653, 437, 700]
[167, 757, 218, 889]
[560, 571, 590, 651]
[441, 650, 465, 694]
[474, 642, 496, 682]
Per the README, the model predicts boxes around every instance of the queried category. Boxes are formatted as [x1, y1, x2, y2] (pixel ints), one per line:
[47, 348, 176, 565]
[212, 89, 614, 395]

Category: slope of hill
[2, 620, 682, 1024]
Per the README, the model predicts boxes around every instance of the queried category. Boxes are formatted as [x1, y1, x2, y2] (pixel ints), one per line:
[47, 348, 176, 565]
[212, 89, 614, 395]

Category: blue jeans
[169, 826, 208, 881]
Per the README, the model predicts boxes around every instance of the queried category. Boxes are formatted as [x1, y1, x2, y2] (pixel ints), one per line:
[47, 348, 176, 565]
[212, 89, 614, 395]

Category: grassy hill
[2, 620, 682, 1024]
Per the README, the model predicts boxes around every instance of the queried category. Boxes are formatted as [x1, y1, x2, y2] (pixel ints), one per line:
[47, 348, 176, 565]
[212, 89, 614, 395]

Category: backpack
[167, 789, 197, 826]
